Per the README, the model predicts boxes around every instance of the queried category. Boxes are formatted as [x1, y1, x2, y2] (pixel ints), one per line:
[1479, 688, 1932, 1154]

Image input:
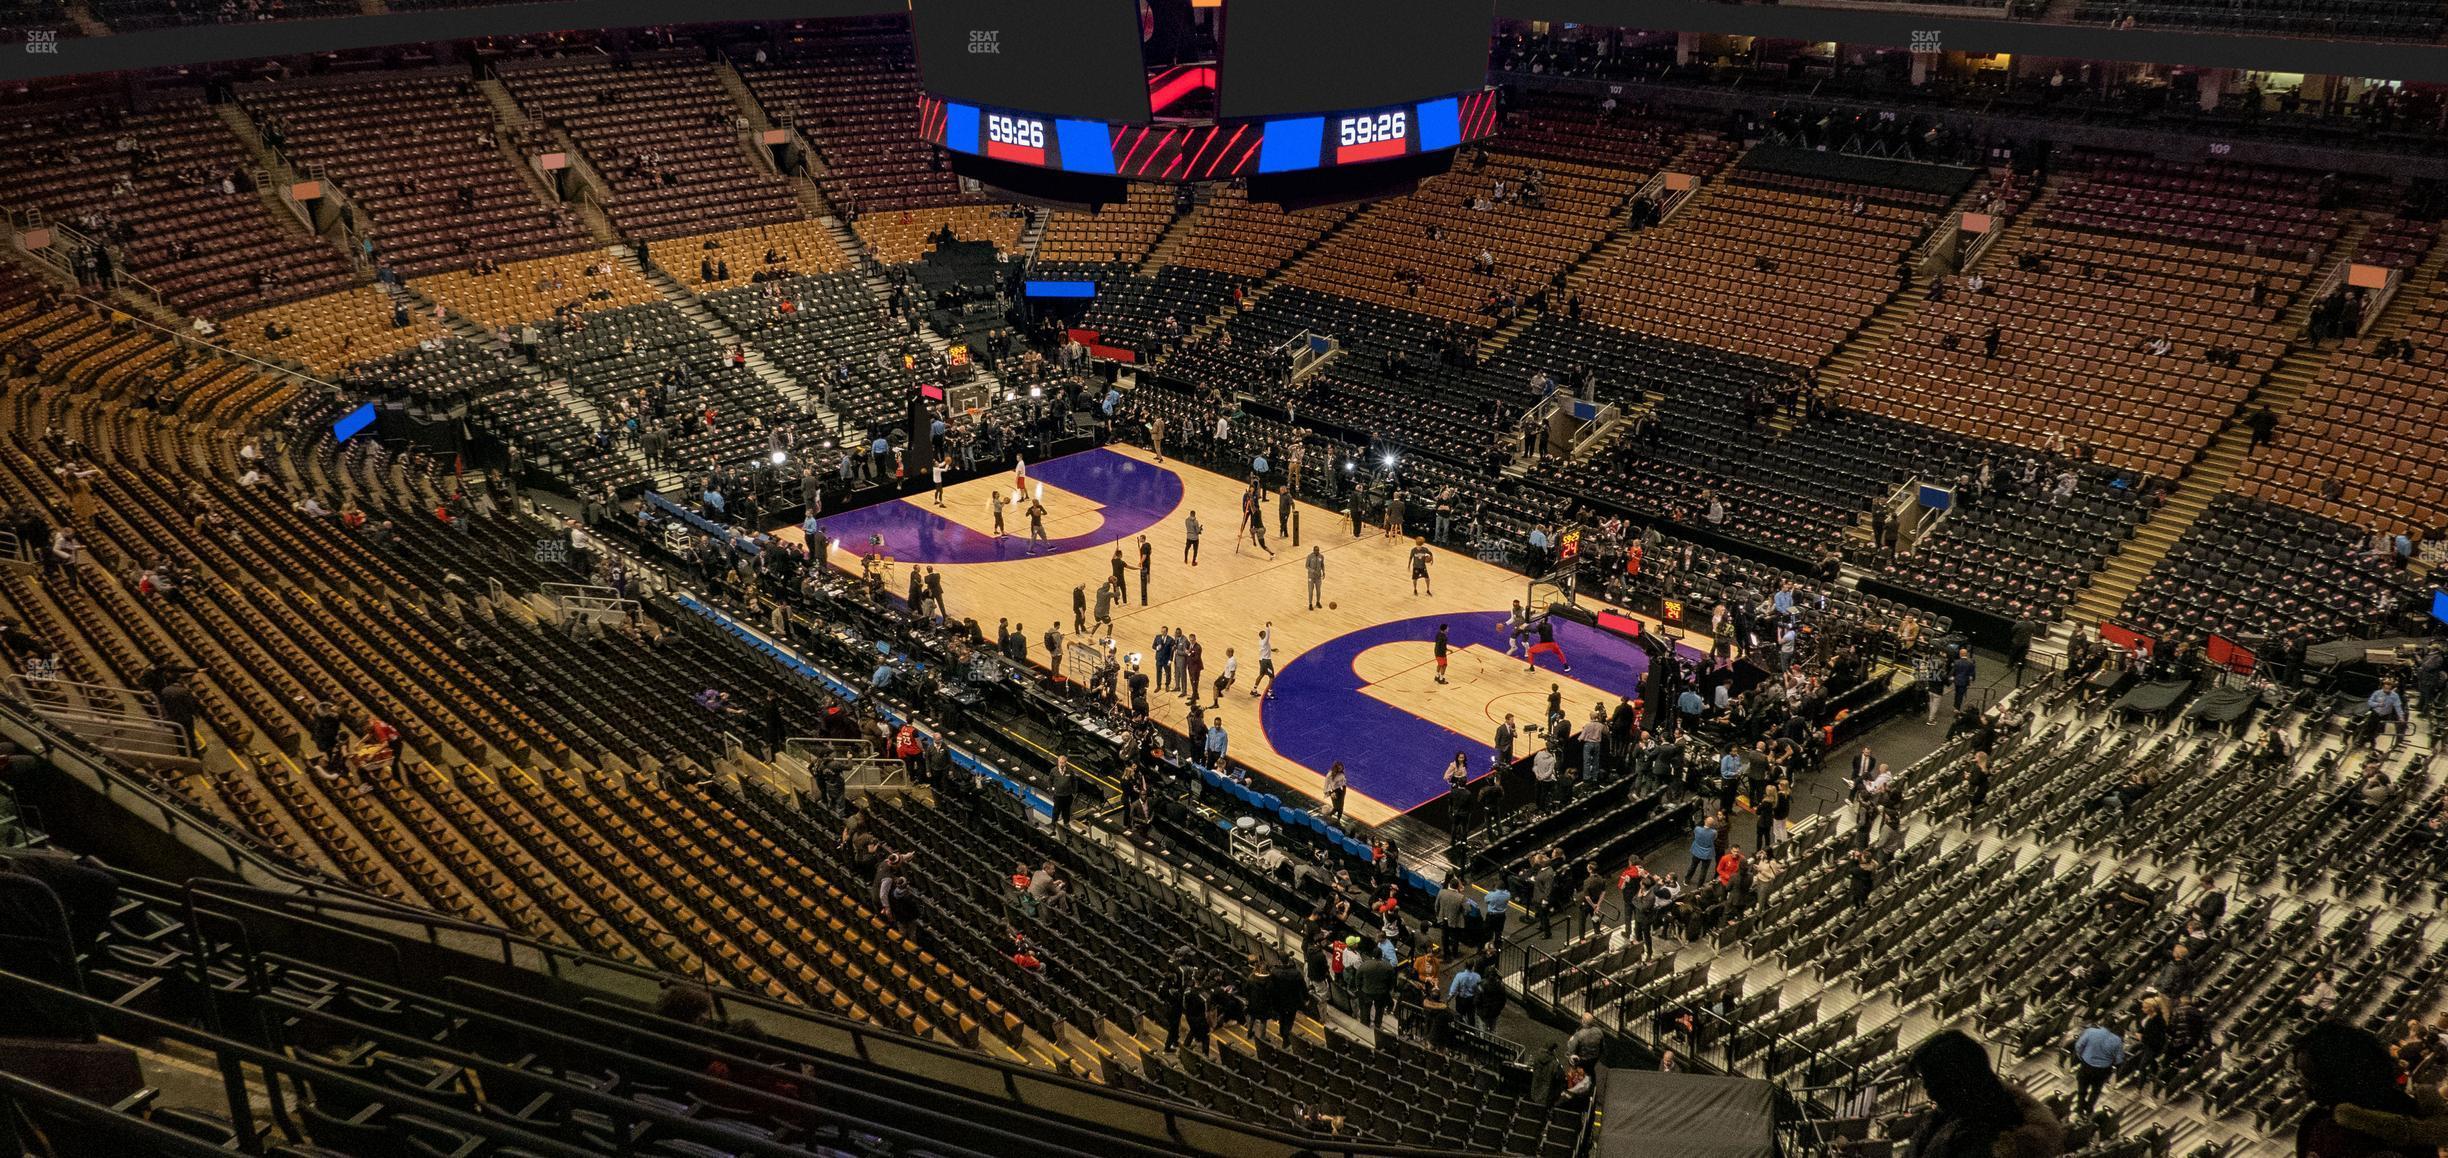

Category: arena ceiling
[4, 0, 2446, 83]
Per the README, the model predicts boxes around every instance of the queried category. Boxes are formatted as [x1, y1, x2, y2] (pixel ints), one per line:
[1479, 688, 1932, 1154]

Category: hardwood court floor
[799, 446, 1679, 828]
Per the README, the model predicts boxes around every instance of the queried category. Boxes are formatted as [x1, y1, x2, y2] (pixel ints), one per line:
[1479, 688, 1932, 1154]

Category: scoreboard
[922, 90, 1498, 182]
[910, 0, 1497, 186]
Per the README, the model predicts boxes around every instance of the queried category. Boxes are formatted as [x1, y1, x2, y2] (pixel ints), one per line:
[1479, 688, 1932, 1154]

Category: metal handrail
[1956, 214, 2008, 273]
[150, 875, 1499, 1158]
[3, 695, 1478, 1158]
[0, 967, 623, 1158]
[0, 702, 303, 885]
[1499, 934, 1869, 1096]
[0, 266, 353, 405]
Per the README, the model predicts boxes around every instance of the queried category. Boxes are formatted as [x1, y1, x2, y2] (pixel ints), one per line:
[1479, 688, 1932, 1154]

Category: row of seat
[497, 53, 800, 242]
[0, 96, 357, 315]
[237, 70, 592, 277]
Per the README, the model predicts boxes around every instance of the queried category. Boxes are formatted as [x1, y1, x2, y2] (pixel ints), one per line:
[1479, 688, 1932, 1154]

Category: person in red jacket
[1715, 845, 1746, 888]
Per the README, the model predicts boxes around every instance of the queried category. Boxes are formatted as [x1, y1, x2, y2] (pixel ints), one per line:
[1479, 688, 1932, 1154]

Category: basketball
[1329, 601, 1338, 609]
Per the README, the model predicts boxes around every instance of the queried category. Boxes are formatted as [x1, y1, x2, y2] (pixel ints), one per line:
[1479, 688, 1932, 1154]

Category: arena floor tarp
[1597, 1071, 1778, 1158]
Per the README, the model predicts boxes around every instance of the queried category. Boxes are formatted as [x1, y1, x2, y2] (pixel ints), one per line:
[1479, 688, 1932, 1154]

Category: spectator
[1566, 1012, 1605, 1067]
[2072, 1019, 2124, 1116]
[2298, 1021, 2423, 1158]
[1907, 1030, 2064, 1158]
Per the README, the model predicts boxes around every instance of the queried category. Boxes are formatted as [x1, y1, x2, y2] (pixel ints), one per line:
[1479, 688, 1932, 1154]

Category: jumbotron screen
[1218, 0, 1495, 120]
[911, 0, 1154, 124]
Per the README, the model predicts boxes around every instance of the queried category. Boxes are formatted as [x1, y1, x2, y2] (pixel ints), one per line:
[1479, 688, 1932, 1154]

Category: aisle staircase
[708, 59, 793, 183]
[470, 80, 586, 232]
[1015, 209, 1048, 260]
[211, 102, 324, 242]
[619, 246, 846, 448]
[535, 127, 624, 245]
[64, 2, 110, 36]
[786, 174, 833, 222]
[2355, 231, 2448, 337]
[1133, 202, 1204, 274]
[214, 98, 290, 182]
[474, 77, 537, 137]
[1773, 186, 2034, 445]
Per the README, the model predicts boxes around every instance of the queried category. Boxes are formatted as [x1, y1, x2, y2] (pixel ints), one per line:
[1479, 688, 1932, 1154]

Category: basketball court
[793, 445, 1703, 828]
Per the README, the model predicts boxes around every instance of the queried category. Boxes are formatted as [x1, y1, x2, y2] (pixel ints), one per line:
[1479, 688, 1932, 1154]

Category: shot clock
[1335, 109, 1409, 164]
[984, 112, 1050, 165]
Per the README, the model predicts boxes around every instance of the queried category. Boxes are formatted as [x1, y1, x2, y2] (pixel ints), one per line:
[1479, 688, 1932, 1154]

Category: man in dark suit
[1350, 951, 1396, 1041]
[1264, 955, 1306, 1046]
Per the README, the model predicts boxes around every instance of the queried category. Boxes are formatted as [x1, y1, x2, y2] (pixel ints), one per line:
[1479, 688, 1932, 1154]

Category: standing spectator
[2368, 679, 2407, 748]
[1687, 815, 1719, 883]
[1444, 956, 1483, 1027]
[1576, 862, 1608, 938]
[1532, 849, 1564, 939]
[1351, 946, 1396, 1037]
[1565, 1012, 1605, 1068]
[2009, 617, 2043, 685]
[1473, 968, 1508, 1032]
[1261, 955, 1304, 1046]
[1848, 849, 1881, 910]
[2072, 1019, 2125, 1116]
[1919, 649, 1949, 725]
[2132, 995, 2172, 1074]
[1435, 874, 1471, 953]
[1483, 878, 1513, 948]
[1048, 757, 1079, 829]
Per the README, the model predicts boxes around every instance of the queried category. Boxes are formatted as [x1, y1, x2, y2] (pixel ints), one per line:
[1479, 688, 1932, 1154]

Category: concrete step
[474, 77, 536, 132]
[211, 102, 332, 246]
[65, 2, 112, 35]
[787, 175, 833, 222]
[1135, 203, 1203, 274]
[712, 59, 775, 132]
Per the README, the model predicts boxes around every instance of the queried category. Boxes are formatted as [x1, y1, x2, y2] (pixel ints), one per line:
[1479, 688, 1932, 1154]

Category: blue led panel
[1257, 116, 1325, 174]
[332, 402, 377, 444]
[944, 102, 981, 154]
[1417, 97, 1462, 152]
[1024, 280, 1098, 299]
[1055, 119, 1116, 174]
